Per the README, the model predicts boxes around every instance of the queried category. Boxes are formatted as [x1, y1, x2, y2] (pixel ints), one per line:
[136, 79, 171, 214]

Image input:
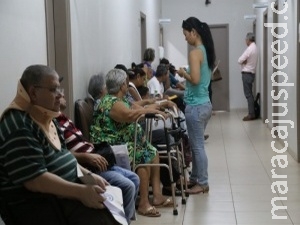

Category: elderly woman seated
[90, 69, 173, 217]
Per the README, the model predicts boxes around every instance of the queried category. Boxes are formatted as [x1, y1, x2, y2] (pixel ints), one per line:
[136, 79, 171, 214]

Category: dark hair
[182, 17, 216, 70]
[160, 58, 169, 65]
[136, 85, 149, 98]
[20, 64, 56, 91]
[143, 48, 155, 62]
[128, 67, 146, 80]
[115, 64, 128, 74]
[131, 62, 145, 69]
[155, 64, 168, 78]
[169, 64, 177, 74]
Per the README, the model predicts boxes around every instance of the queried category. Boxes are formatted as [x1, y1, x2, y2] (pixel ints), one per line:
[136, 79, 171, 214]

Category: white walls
[0, 0, 47, 113]
[161, 0, 255, 110]
[70, 0, 162, 101]
[265, 0, 298, 159]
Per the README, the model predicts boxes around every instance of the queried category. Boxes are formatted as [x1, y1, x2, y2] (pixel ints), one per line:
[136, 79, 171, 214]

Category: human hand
[92, 173, 110, 190]
[177, 68, 186, 77]
[167, 100, 177, 109]
[87, 154, 108, 172]
[79, 185, 106, 209]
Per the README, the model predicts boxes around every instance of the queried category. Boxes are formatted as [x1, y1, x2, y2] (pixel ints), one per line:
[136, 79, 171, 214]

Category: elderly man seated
[0, 65, 119, 225]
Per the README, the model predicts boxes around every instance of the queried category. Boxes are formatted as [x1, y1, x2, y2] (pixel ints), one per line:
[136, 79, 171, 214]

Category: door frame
[45, 0, 73, 119]
[209, 24, 230, 112]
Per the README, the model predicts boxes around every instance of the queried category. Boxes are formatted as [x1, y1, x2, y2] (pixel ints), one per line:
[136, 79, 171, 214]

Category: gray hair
[246, 32, 255, 42]
[20, 64, 57, 91]
[155, 64, 168, 78]
[106, 69, 127, 94]
[88, 73, 105, 100]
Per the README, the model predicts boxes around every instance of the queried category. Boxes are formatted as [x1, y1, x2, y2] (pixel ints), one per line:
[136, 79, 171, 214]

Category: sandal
[137, 206, 161, 217]
[185, 184, 209, 194]
[153, 198, 175, 208]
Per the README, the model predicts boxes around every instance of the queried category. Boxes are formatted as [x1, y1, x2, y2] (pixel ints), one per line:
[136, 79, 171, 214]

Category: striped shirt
[56, 113, 94, 153]
[0, 109, 78, 198]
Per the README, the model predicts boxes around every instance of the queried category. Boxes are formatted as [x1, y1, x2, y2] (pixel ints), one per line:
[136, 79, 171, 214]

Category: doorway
[210, 24, 230, 111]
[45, 0, 73, 119]
[186, 24, 229, 111]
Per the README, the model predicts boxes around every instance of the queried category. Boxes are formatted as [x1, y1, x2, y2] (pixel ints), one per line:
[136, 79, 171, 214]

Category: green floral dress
[90, 94, 157, 165]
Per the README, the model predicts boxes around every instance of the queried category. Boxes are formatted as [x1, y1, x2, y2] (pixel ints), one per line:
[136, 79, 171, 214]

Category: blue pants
[242, 72, 255, 117]
[98, 165, 139, 223]
[185, 102, 212, 186]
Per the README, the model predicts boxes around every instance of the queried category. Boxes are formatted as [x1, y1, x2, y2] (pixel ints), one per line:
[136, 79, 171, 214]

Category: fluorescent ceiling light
[253, 2, 268, 8]
[159, 18, 171, 24]
[244, 14, 257, 20]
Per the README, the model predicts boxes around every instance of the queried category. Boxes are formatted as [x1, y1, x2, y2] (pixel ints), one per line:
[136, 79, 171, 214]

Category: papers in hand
[102, 186, 128, 225]
[77, 165, 128, 225]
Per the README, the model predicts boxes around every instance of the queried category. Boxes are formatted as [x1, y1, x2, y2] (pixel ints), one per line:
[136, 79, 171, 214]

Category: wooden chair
[74, 97, 94, 141]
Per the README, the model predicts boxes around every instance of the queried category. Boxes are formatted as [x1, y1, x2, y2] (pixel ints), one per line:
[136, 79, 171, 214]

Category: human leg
[6, 195, 119, 225]
[99, 167, 138, 222]
[136, 166, 160, 217]
[185, 103, 212, 188]
[242, 73, 255, 118]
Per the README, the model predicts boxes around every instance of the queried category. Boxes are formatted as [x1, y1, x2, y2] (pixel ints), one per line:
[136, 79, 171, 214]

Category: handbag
[93, 142, 116, 168]
[212, 60, 222, 82]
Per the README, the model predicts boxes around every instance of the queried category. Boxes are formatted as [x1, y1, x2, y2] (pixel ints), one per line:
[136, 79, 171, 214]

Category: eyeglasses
[34, 86, 64, 95]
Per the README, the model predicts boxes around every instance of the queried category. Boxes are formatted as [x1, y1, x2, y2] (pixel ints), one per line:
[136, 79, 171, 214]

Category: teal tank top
[184, 45, 211, 105]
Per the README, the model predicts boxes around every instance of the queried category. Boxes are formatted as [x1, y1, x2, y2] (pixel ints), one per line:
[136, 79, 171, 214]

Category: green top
[184, 45, 211, 105]
[90, 94, 157, 165]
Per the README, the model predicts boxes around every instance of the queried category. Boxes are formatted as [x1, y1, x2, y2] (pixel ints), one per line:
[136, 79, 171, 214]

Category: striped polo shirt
[0, 109, 78, 199]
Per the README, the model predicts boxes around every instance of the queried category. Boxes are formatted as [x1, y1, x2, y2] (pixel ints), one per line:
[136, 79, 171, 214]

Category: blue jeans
[185, 102, 212, 186]
[98, 165, 140, 223]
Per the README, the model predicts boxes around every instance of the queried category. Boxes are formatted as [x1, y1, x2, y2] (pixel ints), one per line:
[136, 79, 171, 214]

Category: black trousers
[4, 195, 120, 225]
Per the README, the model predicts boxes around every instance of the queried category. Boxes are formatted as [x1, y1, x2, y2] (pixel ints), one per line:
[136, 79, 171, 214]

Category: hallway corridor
[132, 110, 300, 225]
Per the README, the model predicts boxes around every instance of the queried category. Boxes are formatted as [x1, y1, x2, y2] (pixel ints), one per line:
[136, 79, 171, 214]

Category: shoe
[204, 134, 209, 140]
[162, 187, 182, 196]
[185, 184, 209, 194]
[242, 115, 256, 121]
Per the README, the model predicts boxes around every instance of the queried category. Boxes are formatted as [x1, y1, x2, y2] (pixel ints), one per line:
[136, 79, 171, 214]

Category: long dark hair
[182, 17, 216, 71]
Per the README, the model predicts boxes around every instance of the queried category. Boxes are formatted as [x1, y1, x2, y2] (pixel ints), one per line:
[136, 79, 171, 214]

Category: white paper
[111, 144, 131, 170]
[102, 186, 128, 225]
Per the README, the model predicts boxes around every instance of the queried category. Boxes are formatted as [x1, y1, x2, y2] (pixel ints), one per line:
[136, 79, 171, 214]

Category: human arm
[238, 47, 250, 65]
[24, 171, 106, 209]
[176, 82, 185, 90]
[73, 152, 109, 172]
[177, 48, 202, 85]
[109, 100, 164, 123]
[128, 87, 142, 101]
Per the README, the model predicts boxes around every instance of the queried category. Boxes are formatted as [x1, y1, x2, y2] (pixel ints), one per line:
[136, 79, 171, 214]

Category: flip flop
[137, 206, 161, 217]
[153, 198, 175, 208]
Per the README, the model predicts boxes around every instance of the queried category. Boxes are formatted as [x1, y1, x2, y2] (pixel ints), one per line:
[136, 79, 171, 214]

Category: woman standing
[177, 17, 215, 194]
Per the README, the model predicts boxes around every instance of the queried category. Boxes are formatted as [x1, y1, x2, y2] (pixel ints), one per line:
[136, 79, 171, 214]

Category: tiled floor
[1, 109, 299, 225]
[131, 109, 300, 225]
